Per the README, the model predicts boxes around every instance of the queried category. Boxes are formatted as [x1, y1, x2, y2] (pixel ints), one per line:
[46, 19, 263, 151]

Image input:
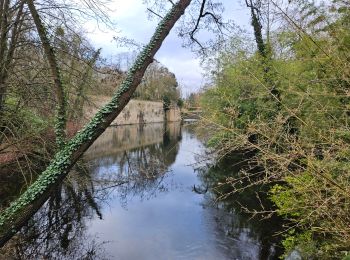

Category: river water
[0, 122, 281, 259]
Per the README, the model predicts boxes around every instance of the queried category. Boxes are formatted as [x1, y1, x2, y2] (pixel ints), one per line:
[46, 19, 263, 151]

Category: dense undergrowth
[199, 2, 350, 259]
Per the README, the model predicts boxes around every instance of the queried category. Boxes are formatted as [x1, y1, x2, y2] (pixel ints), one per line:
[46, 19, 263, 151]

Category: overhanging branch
[0, 0, 192, 247]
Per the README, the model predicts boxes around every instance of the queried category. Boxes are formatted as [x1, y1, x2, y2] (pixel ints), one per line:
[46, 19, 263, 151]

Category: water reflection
[0, 122, 182, 259]
[86, 122, 181, 205]
[0, 165, 109, 260]
[197, 153, 284, 259]
[0, 122, 282, 259]
[84, 122, 180, 162]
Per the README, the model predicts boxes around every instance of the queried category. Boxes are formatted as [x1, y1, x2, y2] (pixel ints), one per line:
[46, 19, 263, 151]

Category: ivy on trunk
[0, 0, 192, 247]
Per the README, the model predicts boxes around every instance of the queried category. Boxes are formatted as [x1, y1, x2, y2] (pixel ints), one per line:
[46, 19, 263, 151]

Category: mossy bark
[247, 1, 281, 105]
[0, 0, 191, 247]
[27, 0, 67, 148]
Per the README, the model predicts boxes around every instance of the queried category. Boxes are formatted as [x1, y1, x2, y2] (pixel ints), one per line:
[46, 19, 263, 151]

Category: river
[0, 122, 282, 259]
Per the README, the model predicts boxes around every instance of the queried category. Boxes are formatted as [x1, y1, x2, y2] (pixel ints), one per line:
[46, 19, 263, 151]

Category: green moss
[0, 1, 181, 233]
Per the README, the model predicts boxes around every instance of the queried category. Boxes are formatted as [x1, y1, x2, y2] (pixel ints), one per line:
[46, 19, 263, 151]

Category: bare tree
[0, 0, 25, 115]
[145, 0, 229, 56]
[0, 0, 192, 247]
[27, 0, 67, 148]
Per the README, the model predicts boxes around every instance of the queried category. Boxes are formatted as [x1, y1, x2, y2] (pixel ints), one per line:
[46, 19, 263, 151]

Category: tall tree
[246, 0, 280, 103]
[27, 0, 67, 148]
[0, 0, 24, 116]
[0, 0, 192, 247]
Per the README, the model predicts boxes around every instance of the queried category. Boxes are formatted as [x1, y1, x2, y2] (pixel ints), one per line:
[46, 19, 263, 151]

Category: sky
[84, 0, 251, 96]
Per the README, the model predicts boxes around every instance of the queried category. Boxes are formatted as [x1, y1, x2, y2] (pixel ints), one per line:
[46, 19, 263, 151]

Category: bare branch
[0, 0, 192, 247]
[147, 7, 164, 19]
[27, 0, 67, 147]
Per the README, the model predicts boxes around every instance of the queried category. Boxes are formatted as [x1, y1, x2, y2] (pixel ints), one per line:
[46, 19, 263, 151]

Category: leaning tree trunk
[27, 0, 67, 148]
[0, 0, 191, 247]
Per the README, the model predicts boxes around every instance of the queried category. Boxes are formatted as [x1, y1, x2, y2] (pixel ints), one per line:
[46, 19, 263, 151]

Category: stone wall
[84, 96, 181, 125]
[117, 99, 164, 125]
[166, 105, 181, 122]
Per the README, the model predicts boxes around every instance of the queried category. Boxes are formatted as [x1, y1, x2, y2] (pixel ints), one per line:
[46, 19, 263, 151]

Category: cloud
[84, 2, 205, 93]
[156, 31, 204, 94]
[84, 1, 251, 95]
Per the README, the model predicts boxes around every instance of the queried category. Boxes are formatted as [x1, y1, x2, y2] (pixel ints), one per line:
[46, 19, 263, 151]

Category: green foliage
[163, 95, 171, 111]
[2, 98, 48, 137]
[282, 230, 316, 258]
[0, 0, 182, 239]
[20, 110, 47, 132]
[176, 98, 184, 108]
[200, 2, 350, 258]
[134, 61, 180, 105]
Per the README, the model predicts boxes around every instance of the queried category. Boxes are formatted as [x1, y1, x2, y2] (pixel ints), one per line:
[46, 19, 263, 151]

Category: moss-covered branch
[246, 0, 280, 105]
[0, 0, 191, 247]
[27, 0, 67, 148]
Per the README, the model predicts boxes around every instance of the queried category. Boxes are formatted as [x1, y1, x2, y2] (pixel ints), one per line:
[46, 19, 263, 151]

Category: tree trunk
[246, 0, 280, 104]
[0, 0, 9, 113]
[27, 0, 67, 148]
[0, 0, 191, 247]
[0, 1, 24, 139]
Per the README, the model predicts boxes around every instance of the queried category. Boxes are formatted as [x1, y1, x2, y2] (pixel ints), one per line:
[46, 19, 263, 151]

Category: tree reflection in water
[86, 122, 181, 206]
[0, 166, 110, 260]
[195, 150, 284, 259]
[0, 122, 182, 259]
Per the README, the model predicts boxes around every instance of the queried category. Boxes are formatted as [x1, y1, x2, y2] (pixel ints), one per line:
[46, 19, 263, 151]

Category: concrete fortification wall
[85, 96, 181, 125]
[166, 105, 181, 122]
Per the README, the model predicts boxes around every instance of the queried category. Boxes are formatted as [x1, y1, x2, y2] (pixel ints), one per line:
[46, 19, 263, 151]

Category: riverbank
[0, 122, 285, 259]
